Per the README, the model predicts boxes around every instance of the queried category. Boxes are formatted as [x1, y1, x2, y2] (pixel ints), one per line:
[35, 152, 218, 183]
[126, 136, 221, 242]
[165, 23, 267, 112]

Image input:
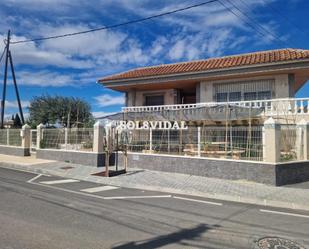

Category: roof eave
[99, 59, 309, 88]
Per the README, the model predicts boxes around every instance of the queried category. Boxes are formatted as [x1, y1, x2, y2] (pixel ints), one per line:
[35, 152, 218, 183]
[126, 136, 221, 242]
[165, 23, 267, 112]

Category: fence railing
[280, 125, 297, 162]
[122, 97, 309, 116]
[0, 129, 22, 147]
[120, 126, 264, 161]
[40, 128, 94, 151]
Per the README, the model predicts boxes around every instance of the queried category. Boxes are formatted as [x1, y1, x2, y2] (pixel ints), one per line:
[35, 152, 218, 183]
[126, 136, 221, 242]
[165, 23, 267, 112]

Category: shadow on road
[112, 223, 217, 249]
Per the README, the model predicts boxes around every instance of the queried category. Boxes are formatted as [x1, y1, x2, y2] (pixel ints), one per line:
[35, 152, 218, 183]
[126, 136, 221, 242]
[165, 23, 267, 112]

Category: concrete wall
[116, 152, 309, 186]
[0, 145, 30, 156]
[36, 149, 114, 167]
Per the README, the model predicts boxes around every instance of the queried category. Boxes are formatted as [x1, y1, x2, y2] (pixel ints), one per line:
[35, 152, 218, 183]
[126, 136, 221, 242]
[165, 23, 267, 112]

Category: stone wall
[0, 145, 30, 157]
[116, 152, 309, 186]
[36, 149, 114, 167]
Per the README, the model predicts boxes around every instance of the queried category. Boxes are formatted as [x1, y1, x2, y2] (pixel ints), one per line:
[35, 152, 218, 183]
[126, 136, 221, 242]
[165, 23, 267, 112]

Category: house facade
[99, 48, 309, 119]
[97, 49, 309, 185]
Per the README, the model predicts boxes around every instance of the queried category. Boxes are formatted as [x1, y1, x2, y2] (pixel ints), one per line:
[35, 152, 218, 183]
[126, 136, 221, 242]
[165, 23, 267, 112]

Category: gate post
[263, 117, 281, 163]
[21, 124, 31, 150]
[93, 121, 104, 153]
[36, 123, 44, 149]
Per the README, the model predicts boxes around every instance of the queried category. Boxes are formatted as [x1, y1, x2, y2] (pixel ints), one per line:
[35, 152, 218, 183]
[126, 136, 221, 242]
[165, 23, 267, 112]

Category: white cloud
[5, 100, 30, 109]
[94, 94, 125, 107]
[0, 34, 94, 69]
[16, 70, 78, 87]
[168, 40, 186, 60]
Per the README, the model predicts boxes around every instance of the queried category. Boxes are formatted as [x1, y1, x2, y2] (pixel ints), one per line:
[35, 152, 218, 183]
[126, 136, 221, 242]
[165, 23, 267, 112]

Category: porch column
[263, 117, 281, 163]
[93, 121, 104, 153]
[296, 119, 309, 160]
[21, 124, 31, 149]
[36, 123, 44, 149]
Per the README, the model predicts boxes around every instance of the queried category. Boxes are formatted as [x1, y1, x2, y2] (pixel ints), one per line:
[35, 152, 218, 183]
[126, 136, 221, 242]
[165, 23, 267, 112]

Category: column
[21, 124, 31, 149]
[263, 117, 281, 163]
[36, 123, 44, 149]
[93, 121, 104, 153]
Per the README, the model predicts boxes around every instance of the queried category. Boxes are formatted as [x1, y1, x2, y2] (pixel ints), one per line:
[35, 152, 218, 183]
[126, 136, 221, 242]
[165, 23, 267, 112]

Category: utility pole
[9, 50, 25, 124]
[1, 30, 25, 128]
[1, 30, 10, 128]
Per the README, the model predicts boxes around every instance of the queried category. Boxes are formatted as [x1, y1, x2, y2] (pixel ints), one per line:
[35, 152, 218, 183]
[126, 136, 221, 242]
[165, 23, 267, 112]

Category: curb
[1, 162, 309, 212]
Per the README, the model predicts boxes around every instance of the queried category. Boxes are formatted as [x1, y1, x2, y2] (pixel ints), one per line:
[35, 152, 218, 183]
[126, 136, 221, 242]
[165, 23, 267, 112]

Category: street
[0, 166, 309, 249]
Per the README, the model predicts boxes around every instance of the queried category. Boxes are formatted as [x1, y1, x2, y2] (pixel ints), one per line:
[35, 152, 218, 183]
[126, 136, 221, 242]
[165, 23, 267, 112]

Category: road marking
[81, 185, 119, 193]
[173, 196, 223, 206]
[28, 181, 172, 200]
[40, 179, 80, 185]
[27, 174, 43, 183]
[260, 209, 309, 219]
[103, 195, 172, 200]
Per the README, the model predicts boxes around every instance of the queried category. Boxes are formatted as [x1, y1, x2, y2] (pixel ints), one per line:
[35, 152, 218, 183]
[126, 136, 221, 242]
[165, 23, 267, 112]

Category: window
[216, 93, 228, 102]
[144, 95, 164, 106]
[229, 92, 241, 102]
[244, 92, 257, 101]
[213, 79, 274, 102]
[257, 91, 271, 100]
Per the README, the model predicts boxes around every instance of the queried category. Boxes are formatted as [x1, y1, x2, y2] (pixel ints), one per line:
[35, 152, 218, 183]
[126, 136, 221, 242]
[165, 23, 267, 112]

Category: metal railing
[0, 129, 22, 147]
[280, 124, 297, 162]
[40, 128, 94, 151]
[122, 97, 309, 116]
[121, 126, 264, 161]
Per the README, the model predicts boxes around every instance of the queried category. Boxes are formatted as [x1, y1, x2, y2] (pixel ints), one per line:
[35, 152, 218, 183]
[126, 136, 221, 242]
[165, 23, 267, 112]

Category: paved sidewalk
[1, 154, 309, 211]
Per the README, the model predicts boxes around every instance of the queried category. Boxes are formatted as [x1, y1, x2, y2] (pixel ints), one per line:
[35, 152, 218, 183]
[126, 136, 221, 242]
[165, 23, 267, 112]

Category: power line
[0, 46, 6, 64]
[259, 0, 309, 38]
[236, 0, 304, 46]
[11, 0, 218, 44]
[219, 0, 288, 47]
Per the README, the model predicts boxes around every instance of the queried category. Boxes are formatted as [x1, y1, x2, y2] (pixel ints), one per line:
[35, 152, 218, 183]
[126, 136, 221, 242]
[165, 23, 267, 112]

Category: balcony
[122, 98, 309, 117]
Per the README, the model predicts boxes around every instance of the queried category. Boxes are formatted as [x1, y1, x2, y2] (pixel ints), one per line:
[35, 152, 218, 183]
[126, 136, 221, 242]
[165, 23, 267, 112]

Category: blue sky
[0, 0, 308, 119]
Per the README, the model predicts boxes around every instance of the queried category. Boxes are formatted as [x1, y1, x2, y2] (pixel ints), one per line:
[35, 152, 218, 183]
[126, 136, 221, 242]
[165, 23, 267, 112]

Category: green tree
[28, 95, 94, 128]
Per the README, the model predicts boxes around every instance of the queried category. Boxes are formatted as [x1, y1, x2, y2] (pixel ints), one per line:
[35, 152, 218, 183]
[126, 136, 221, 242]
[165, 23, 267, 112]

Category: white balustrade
[122, 97, 309, 117]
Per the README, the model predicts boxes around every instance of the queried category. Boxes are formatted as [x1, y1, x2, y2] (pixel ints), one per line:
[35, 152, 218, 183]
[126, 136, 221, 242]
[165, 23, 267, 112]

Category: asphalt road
[1, 166, 309, 249]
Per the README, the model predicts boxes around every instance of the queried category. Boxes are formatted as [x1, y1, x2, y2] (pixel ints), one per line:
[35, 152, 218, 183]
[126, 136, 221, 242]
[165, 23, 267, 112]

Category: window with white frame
[213, 79, 274, 102]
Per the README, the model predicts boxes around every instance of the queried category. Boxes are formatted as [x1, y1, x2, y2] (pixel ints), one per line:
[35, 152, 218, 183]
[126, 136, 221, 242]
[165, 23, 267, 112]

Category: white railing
[122, 98, 309, 116]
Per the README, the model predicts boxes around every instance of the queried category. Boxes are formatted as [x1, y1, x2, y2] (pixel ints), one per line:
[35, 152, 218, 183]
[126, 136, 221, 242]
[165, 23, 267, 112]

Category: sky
[0, 0, 308, 119]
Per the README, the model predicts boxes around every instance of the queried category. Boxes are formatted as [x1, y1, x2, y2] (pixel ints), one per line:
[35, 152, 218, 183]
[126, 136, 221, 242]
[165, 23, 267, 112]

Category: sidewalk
[1, 154, 309, 211]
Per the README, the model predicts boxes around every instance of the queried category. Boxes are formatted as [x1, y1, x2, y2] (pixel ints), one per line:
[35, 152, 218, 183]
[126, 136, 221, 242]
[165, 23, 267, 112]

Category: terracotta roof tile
[99, 48, 309, 82]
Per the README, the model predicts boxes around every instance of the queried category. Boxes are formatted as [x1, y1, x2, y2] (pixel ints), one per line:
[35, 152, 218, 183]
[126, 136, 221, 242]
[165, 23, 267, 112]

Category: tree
[28, 95, 94, 128]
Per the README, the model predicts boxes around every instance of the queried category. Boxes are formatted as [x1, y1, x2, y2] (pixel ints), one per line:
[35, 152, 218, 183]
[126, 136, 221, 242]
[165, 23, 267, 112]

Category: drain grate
[257, 237, 306, 249]
[60, 166, 74, 170]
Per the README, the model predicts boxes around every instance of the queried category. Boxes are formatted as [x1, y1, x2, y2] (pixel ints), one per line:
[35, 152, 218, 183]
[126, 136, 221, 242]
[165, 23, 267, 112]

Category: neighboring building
[99, 48, 309, 119]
